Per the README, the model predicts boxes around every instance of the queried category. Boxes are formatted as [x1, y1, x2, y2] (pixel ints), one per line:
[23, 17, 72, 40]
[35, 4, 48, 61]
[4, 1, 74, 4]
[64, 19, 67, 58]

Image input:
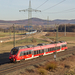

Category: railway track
[0, 46, 75, 75]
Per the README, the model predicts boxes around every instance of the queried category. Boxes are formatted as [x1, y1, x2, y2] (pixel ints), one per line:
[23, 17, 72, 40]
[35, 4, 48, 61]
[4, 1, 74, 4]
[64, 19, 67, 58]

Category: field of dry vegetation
[0, 31, 75, 75]
[6, 53, 75, 75]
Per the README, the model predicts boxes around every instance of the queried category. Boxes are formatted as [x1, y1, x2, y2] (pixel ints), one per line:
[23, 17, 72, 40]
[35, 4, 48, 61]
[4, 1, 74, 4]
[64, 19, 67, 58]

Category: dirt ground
[6, 53, 75, 75]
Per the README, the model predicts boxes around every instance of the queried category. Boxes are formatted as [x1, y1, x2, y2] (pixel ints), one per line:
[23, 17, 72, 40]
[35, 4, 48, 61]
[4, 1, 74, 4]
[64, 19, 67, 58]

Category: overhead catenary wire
[43, 0, 66, 11]
[36, 0, 49, 9]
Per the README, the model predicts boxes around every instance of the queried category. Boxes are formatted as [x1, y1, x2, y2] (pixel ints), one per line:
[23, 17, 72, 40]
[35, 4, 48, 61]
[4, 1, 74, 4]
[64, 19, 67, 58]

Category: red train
[9, 41, 67, 62]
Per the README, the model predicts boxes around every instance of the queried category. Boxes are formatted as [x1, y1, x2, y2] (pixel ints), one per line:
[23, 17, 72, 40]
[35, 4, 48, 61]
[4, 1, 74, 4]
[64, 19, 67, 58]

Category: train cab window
[11, 48, 18, 55]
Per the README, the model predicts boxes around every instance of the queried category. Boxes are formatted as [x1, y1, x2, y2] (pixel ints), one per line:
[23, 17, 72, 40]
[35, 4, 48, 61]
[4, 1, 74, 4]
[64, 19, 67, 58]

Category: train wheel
[20, 59, 25, 62]
[13, 59, 18, 63]
[39, 55, 43, 57]
[65, 49, 67, 51]
[10, 60, 13, 63]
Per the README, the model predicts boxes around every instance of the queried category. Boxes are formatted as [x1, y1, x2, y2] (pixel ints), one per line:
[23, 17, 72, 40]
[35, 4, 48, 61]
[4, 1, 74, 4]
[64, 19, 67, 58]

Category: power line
[36, 0, 49, 9]
[43, 0, 66, 11]
[43, 8, 75, 14]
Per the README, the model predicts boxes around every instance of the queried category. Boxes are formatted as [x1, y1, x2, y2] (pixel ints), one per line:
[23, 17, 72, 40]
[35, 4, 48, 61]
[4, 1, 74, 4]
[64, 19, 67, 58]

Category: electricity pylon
[19, 0, 41, 31]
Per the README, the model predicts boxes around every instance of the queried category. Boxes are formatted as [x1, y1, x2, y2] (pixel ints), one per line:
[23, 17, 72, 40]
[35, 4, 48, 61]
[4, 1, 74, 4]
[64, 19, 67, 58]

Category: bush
[64, 71, 75, 75]
[64, 64, 70, 69]
[38, 68, 47, 75]
[31, 37, 36, 43]
[45, 62, 57, 71]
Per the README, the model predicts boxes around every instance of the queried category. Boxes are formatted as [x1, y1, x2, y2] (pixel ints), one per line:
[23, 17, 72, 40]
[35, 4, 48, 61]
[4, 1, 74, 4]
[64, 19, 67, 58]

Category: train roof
[50, 41, 65, 44]
[26, 45, 35, 48]
[12, 41, 66, 51]
[37, 43, 46, 46]
[12, 45, 35, 50]
[12, 46, 28, 50]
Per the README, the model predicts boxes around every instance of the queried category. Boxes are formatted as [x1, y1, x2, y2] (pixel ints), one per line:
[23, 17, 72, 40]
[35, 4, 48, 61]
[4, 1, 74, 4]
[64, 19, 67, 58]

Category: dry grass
[64, 71, 75, 75]
[45, 61, 57, 71]
[38, 68, 47, 75]
[46, 32, 75, 37]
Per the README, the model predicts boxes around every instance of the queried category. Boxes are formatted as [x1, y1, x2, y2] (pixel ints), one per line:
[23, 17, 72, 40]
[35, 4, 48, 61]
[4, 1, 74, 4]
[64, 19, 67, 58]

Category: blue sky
[0, 0, 75, 20]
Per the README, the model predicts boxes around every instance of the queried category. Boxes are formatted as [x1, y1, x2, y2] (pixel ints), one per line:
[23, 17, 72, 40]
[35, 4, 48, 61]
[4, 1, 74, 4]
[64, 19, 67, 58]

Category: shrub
[64, 64, 70, 69]
[64, 71, 75, 75]
[31, 37, 36, 43]
[45, 62, 57, 71]
[26, 69, 34, 73]
[38, 68, 47, 75]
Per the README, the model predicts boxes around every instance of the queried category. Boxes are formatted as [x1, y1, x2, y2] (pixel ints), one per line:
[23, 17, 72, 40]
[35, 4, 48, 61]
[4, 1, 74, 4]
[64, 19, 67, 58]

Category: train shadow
[0, 52, 10, 65]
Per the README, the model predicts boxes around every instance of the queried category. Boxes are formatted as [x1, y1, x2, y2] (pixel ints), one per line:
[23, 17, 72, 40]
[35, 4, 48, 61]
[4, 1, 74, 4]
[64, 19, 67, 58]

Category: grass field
[0, 32, 75, 53]
[0, 38, 49, 53]
[42, 36, 75, 42]
[0, 31, 26, 37]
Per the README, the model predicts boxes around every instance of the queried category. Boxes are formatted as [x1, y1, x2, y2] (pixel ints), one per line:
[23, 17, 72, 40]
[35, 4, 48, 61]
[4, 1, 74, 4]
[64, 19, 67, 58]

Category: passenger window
[39, 50, 40, 53]
[40, 50, 42, 53]
[37, 50, 38, 54]
[48, 48, 50, 52]
[20, 52, 24, 56]
[51, 48, 53, 51]
[29, 51, 31, 54]
[24, 52, 26, 55]
[20, 52, 22, 56]
[27, 52, 28, 55]
[42, 49, 44, 53]
[34, 51, 36, 55]
[46, 49, 48, 52]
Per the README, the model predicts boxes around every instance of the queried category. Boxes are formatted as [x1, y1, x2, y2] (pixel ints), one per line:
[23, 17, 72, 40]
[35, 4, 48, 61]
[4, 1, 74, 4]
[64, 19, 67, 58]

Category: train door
[31, 50, 34, 58]
[20, 51, 25, 60]
[60, 45, 62, 51]
[44, 48, 46, 55]
[61, 45, 64, 51]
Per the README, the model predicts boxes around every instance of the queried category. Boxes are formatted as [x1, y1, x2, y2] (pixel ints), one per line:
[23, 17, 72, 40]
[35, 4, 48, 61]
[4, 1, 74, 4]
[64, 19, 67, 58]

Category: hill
[0, 18, 75, 25]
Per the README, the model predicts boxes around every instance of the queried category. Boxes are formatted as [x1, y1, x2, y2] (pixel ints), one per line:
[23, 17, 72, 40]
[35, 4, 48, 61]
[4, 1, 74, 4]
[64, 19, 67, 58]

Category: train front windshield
[11, 48, 18, 55]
